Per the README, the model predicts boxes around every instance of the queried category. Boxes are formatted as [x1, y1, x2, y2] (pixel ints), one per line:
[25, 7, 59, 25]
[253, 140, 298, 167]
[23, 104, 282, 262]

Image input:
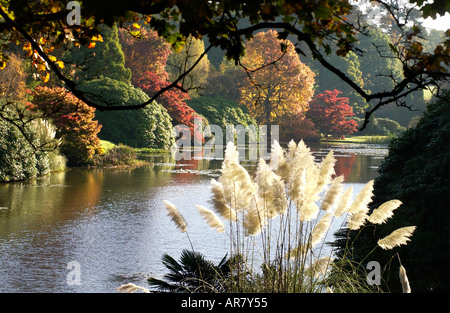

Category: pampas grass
[347, 180, 374, 230]
[321, 175, 344, 212]
[334, 186, 353, 217]
[305, 257, 333, 278]
[368, 200, 402, 224]
[196, 205, 225, 233]
[399, 265, 411, 293]
[377, 226, 416, 250]
[164, 200, 187, 233]
[311, 212, 333, 248]
[117, 283, 150, 293]
[210, 179, 238, 222]
[156, 140, 417, 293]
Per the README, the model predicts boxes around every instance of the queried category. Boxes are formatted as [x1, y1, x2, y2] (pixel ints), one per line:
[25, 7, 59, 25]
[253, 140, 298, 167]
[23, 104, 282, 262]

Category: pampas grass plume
[305, 257, 333, 278]
[270, 140, 285, 172]
[298, 201, 320, 221]
[243, 200, 266, 236]
[321, 175, 344, 212]
[377, 226, 416, 250]
[347, 180, 374, 230]
[117, 283, 150, 293]
[368, 200, 402, 224]
[196, 205, 225, 233]
[164, 200, 187, 233]
[210, 179, 238, 221]
[347, 210, 369, 230]
[334, 186, 353, 217]
[399, 265, 411, 293]
[348, 180, 374, 214]
[311, 212, 333, 247]
[316, 151, 336, 190]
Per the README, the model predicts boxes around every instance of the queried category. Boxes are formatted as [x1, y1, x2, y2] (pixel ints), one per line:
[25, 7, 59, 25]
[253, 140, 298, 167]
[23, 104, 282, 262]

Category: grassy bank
[321, 135, 395, 144]
[95, 140, 169, 168]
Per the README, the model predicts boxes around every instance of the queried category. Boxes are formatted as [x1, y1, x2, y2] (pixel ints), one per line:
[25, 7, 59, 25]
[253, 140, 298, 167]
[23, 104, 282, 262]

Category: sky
[421, 13, 450, 31]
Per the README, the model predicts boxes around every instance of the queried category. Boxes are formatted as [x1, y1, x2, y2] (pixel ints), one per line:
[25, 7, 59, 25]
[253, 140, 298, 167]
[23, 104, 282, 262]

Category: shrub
[188, 96, 256, 126]
[153, 141, 415, 293]
[85, 79, 174, 150]
[93, 144, 137, 167]
[31, 87, 102, 166]
[187, 96, 257, 144]
[0, 118, 57, 181]
[333, 92, 450, 292]
[275, 113, 320, 142]
[354, 117, 406, 136]
[147, 250, 237, 293]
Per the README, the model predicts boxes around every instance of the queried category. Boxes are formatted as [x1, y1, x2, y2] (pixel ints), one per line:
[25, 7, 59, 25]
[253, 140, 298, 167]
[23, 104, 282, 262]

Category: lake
[0, 142, 388, 292]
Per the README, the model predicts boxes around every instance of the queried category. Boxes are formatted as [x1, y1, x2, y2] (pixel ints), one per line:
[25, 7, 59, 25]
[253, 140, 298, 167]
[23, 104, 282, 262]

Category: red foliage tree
[276, 113, 320, 142]
[134, 72, 204, 142]
[306, 90, 358, 139]
[118, 27, 171, 79]
[119, 27, 203, 142]
[30, 87, 102, 166]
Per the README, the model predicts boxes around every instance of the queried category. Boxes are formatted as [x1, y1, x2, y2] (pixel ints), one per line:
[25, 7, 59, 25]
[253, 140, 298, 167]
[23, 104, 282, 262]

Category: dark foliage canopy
[333, 91, 450, 292]
[0, 0, 448, 130]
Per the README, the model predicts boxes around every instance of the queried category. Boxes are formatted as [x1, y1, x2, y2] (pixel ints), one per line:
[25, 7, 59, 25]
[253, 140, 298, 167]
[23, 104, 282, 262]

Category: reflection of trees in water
[334, 154, 357, 182]
[334, 153, 382, 183]
[149, 150, 223, 183]
[0, 169, 103, 234]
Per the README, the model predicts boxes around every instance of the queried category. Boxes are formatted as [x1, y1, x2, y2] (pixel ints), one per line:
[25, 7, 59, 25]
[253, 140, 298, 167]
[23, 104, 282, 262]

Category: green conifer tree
[63, 24, 173, 149]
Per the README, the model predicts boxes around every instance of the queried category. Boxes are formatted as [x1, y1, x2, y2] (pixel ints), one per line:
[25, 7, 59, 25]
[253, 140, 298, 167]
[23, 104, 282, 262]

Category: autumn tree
[239, 30, 315, 127]
[166, 35, 211, 97]
[63, 24, 174, 149]
[313, 50, 367, 114]
[277, 112, 320, 143]
[119, 26, 203, 142]
[204, 57, 248, 103]
[0, 0, 448, 133]
[0, 54, 57, 180]
[30, 86, 102, 166]
[118, 26, 171, 80]
[306, 89, 358, 139]
[134, 72, 199, 139]
[0, 53, 27, 100]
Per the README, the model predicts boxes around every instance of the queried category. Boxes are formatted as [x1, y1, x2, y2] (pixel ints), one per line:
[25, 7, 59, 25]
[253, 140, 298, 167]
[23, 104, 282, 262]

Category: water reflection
[0, 143, 387, 292]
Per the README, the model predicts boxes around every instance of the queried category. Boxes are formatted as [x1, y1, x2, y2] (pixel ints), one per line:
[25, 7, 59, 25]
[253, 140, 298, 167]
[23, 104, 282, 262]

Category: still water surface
[0, 143, 387, 292]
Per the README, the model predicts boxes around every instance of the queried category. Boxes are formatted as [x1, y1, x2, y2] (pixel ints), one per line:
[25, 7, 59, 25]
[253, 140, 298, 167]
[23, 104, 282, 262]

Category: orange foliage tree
[30, 87, 102, 166]
[239, 30, 315, 128]
[119, 27, 203, 142]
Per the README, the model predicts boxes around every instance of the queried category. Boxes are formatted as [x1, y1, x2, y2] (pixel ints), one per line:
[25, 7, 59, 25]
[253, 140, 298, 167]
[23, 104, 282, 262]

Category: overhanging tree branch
[233, 21, 448, 130]
[1, 3, 448, 132]
[0, 5, 212, 112]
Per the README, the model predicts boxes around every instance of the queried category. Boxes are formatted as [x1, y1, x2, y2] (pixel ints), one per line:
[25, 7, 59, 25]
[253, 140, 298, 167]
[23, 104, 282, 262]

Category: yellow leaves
[55, 60, 64, 69]
[85, 17, 95, 28]
[129, 23, 142, 38]
[88, 42, 96, 49]
[42, 72, 50, 83]
[0, 61, 6, 70]
[0, 4, 15, 20]
[50, 3, 62, 14]
[23, 43, 33, 57]
[38, 37, 47, 45]
[91, 35, 103, 42]
[47, 54, 65, 69]
[36, 62, 47, 72]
